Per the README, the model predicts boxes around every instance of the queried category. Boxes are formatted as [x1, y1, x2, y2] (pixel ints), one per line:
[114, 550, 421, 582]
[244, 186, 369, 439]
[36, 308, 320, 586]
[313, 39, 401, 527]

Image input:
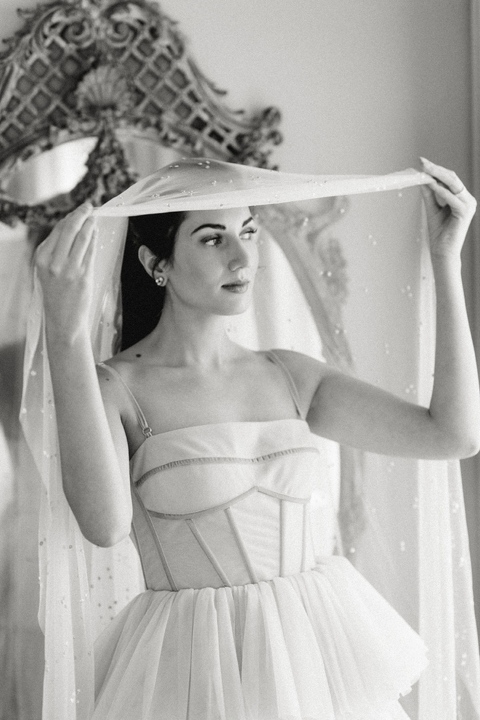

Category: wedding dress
[92, 352, 426, 720]
[20, 158, 480, 719]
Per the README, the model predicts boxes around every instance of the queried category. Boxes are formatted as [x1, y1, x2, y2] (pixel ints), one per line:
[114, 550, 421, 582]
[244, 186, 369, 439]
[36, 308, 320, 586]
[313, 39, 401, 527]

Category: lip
[221, 281, 250, 294]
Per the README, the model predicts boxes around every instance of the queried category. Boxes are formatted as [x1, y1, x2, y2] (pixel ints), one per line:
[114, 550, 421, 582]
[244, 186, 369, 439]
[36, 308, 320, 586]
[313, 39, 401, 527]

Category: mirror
[0, 0, 282, 231]
[2, 138, 98, 205]
[1, 136, 186, 206]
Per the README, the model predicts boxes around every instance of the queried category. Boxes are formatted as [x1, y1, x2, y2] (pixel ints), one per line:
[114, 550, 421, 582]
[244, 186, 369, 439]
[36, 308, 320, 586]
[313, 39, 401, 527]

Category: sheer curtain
[336, 188, 480, 719]
[468, 0, 480, 639]
[0, 223, 43, 720]
[1, 149, 480, 720]
[0, 141, 178, 719]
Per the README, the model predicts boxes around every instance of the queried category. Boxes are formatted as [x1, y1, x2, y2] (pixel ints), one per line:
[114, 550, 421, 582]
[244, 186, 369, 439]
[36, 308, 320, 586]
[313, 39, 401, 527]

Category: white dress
[92, 353, 427, 720]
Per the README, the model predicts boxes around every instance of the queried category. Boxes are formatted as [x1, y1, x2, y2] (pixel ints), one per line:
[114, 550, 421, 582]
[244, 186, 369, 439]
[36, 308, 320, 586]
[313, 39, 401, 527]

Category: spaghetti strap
[97, 362, 153, 438]
[264, 350, 305, 420]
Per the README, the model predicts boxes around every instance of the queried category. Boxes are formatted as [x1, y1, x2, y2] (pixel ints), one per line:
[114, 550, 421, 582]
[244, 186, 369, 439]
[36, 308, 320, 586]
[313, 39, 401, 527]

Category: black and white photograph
[1, 1, 480, 719]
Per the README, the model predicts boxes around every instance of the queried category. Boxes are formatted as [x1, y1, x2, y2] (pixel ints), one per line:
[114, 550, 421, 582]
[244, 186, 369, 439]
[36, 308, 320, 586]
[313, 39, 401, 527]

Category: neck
[142, 297, 240, 369]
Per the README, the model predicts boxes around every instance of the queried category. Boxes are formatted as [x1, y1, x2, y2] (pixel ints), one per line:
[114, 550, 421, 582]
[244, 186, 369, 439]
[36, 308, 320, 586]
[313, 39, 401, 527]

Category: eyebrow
[190, 216, 254, 235]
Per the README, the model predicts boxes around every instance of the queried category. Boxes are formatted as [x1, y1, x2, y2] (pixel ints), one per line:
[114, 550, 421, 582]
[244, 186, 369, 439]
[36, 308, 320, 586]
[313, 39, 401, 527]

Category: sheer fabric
[0, 226, 44, 720]
[14, 158, 480, 719]
[336, 193, 480, 719]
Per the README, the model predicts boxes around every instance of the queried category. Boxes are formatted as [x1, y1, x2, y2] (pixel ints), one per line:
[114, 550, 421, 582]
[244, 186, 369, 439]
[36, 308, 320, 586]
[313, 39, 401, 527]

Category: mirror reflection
[1, 137, 185, 205]
[3, 138, 97, 204]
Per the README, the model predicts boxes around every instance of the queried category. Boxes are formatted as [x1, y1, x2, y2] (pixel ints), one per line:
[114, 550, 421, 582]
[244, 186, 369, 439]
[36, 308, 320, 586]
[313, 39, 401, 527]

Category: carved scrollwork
[0, 0, 283, 231]
[257, 198, 352, 371]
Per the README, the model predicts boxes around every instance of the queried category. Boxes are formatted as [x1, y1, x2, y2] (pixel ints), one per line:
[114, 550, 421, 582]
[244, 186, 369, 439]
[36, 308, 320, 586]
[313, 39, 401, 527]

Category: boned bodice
[129, 419, 321, 591]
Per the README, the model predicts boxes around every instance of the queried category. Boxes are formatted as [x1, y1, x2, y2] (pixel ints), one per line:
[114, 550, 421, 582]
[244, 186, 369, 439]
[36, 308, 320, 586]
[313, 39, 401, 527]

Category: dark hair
[120, 211, 186, 350]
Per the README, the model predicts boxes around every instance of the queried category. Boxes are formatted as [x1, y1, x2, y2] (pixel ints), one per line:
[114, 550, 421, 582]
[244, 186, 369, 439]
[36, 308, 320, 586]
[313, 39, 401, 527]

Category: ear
[137, 245, 169, 278]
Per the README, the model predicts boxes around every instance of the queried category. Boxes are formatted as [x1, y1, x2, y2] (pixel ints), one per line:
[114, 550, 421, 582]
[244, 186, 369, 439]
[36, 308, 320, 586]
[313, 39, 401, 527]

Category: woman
[33, 157, 479, 719]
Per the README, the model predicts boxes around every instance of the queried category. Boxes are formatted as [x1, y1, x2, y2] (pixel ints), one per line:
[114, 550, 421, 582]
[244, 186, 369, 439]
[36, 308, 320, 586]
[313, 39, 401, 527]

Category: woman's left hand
[420, 158, 477, 258]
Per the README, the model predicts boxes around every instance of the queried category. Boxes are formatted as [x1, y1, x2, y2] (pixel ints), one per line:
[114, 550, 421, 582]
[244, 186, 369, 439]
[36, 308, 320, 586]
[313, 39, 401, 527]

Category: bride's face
[163, 206, 259, 316]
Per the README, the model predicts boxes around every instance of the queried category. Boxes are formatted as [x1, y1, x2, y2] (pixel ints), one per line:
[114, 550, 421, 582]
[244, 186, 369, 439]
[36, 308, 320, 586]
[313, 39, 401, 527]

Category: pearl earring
[154, 274, 167, 287]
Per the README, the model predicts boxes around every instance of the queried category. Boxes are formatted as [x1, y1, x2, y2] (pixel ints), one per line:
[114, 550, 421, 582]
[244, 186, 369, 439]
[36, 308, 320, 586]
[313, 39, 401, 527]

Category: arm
[35, 205, 132, 547]
[304, 160, 480, 459]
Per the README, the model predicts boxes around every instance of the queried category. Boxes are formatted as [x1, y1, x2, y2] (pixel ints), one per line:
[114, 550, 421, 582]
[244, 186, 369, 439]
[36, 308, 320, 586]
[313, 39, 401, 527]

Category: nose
[227, 236, 250, 272]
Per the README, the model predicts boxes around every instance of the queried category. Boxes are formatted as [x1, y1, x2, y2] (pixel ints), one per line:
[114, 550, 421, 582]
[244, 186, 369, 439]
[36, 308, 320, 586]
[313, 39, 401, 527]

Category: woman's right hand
[34, 203, 97, 342]
[35, 203, 132, 547]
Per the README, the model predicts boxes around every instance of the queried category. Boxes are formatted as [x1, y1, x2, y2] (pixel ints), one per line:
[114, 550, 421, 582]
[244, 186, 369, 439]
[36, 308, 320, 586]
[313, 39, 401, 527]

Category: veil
[19, 158, 480, 719]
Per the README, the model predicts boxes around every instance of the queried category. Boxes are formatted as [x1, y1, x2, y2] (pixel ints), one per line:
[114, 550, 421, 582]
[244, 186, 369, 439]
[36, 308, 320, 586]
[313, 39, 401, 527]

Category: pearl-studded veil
[19, 158, 480, 719]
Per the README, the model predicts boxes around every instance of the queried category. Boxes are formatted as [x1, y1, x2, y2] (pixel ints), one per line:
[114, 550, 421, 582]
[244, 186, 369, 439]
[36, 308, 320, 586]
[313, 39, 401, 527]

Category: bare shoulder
[95, 359, 131, 419]
[267, 348, 331, 411]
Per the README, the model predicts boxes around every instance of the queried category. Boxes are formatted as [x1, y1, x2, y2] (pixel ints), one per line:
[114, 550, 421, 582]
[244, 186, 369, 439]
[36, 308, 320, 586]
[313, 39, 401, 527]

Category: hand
[34, 203, 97, 341]
[419, 158, 477, 259]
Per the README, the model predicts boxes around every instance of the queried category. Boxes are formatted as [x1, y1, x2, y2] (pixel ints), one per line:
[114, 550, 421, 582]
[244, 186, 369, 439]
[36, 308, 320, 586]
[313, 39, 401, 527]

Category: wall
[157, 0, 470, 175]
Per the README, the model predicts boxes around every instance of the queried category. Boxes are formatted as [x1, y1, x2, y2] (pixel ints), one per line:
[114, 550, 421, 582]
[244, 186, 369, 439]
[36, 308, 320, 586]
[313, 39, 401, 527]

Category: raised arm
[302, 160, 480, 459]
[35, 205, 132, 546]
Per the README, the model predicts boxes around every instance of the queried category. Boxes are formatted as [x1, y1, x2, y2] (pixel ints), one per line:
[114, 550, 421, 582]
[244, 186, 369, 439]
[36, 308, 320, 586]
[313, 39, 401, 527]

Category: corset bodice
[95, 361, 429, 720]
[129, 419, 321, 591]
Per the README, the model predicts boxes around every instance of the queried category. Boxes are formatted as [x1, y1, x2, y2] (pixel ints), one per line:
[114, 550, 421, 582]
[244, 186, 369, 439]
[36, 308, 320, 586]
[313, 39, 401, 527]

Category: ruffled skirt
[92, 556, 427, 720]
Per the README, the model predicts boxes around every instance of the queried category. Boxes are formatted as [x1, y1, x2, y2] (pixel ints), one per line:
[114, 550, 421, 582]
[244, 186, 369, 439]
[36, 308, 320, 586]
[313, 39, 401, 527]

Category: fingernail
[420, 157, 431, 166]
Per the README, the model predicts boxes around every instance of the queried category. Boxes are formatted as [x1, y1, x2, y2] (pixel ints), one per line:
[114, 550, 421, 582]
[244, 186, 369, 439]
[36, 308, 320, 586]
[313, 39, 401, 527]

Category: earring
[154, 273, 167, 287]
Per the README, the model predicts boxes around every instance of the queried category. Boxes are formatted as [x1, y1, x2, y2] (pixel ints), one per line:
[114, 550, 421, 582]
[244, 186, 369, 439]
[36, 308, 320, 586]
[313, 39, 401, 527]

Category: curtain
[335, 188, 480, 718]
[0, 223, 44, 720]
[468, 0, 480, 638]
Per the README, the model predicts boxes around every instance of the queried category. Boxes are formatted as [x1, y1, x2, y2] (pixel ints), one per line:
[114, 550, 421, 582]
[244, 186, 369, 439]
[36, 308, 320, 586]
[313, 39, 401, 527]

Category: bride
[32, 157, 479, 719]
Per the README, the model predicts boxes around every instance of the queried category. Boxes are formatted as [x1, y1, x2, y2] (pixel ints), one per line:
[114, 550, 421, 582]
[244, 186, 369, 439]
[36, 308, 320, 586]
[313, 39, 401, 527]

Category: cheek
[249, 243, 260, 272]
[172, 253, 220, 288]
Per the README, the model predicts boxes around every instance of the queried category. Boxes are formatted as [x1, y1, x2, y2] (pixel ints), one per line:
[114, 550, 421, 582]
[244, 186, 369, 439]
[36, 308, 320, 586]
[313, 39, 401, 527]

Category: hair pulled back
[120, 211, 186, 350]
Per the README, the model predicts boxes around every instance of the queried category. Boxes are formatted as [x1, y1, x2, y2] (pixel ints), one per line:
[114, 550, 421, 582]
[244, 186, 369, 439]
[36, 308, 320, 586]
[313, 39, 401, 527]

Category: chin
[216, 297, 253, 316]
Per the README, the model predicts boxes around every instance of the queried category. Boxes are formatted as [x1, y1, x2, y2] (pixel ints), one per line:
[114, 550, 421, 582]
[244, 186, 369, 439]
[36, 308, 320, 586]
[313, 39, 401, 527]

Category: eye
[242, 227, 258, 239]
[202, 235, 223, 246]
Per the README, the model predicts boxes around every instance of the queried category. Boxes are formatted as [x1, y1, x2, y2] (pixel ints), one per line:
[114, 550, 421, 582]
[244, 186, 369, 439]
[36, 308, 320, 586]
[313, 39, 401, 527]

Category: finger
[426, 178, 464, 211]
[420, 181, 453, 211]
[34, 203, 94, 273]
[420, 158, 465, 195]
[34, 221, 63, 265]
[420, 184, 446, 212]
[68, 216, 97, 266]
[48, 203, 94, 266]
[426, 179, 477, 223]
[82, 227, 97, 275]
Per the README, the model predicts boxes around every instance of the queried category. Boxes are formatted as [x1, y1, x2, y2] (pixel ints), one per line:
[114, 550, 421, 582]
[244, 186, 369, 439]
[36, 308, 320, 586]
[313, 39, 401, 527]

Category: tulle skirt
[92, 556, 427, 720]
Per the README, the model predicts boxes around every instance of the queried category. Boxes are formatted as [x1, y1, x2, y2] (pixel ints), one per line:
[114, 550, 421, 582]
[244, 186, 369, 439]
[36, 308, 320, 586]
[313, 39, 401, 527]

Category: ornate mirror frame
[0, 0, 363, 550]
[0, 0, 282, 230]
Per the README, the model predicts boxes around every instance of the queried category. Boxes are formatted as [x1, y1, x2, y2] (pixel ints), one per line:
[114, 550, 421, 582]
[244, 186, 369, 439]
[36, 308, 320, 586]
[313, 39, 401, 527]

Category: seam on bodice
[132, 485, 179, 591]
[132, 484, 312, 590]
[135, 446, 320, 487]
[145, 485, 309, 520]
[185, 518, 233, 587]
